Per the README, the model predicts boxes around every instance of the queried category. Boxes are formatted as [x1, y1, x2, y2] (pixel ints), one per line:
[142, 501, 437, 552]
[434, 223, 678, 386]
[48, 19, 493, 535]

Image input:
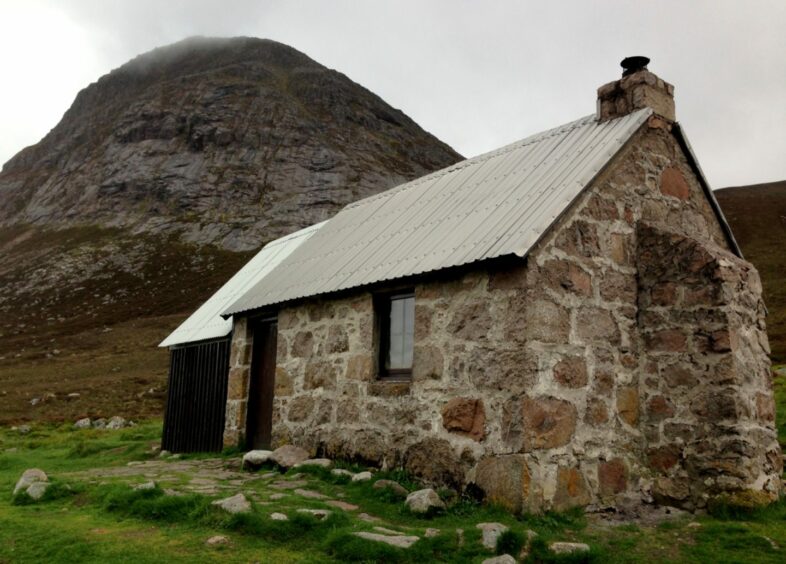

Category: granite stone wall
[223, 115, 781, 512]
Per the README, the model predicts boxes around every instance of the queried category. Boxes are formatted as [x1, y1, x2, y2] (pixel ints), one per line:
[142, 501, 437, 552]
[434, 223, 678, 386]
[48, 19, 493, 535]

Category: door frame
[245, 314, 278, 450]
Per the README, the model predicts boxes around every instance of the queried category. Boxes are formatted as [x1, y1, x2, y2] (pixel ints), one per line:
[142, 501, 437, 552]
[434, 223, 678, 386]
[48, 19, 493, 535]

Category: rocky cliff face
[0, 36, 461, 250]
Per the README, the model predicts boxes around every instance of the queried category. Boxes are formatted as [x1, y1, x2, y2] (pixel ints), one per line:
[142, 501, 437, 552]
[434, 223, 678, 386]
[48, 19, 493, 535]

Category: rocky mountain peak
[0, 36, 462, 250]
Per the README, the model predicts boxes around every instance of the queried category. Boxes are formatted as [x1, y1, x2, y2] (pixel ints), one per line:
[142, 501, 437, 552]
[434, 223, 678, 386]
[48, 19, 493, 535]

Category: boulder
[242, 450, 273, 470]
[550, 542, 590, 555]
[294, 458, 332, 469]
[482, 556, 516, 564]
[351, 471, 373, 482]
[26, 482, 49, 500]
[73, 418, 91, 429]
[133, 481, 156, 491]
[92, 418, 107, 429]
[353, 532, 419, 548]
[211, 493, 251, 514]
[405, 488, 445, 514]
[373, 479, 408, 497]
[477, 522, 509, 551]
[14, 469, 48, 496]
[269, 445, 310, 469]
[106, 416, 127, 430]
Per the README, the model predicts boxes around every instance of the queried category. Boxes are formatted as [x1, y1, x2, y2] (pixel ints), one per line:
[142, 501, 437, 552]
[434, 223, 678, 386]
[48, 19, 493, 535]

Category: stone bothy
[165, 58, 781, 513]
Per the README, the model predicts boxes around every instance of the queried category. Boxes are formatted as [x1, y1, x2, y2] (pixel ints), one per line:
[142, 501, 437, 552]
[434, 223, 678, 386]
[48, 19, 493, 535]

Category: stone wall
[223, 115, 781, 512]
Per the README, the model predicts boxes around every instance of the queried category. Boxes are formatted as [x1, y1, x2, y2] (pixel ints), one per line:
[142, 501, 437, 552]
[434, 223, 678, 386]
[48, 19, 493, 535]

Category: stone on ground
[17, 425, 31, 435]
[331, 468, 354, 478]
[270, 512, 288, 521]
[159, 450, 171, 458]
[269, 493, 286, 500]
[405, 488, 445, 514]
[425, 528, 440, 538]
[477, 522, 509, 550]
[351, 471, 373, 482]
[482, 555, 516, 564]
[242, 450, 273, 470]
[206, 535, 229, 546]
[133, 481, 156, 490]
[26, 482, 50, 500]
[14, 469, 48, 496]
[211, 493, 251, 514]
[373, 479, 408, 497]
[106, 416, 127, 430]
[294, 458, 332, 469]
[327, 500, 359, 511]
[296, 508, 331, 520]
[92, 418, 107, 429]
[269, 445, 310, 469]
[353, 532, 419, 548]
[73, 418, 91, 429]
[550, 542, 590, 554]
[358, 512, 380, 522]
[294, 488, 329, 499]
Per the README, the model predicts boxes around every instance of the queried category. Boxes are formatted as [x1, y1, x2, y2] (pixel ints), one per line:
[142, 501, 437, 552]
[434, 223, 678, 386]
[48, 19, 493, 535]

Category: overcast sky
[1, 0, 784, 188]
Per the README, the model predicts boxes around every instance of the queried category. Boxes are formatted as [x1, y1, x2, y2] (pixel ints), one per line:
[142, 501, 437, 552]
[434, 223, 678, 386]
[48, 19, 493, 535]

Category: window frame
[376, 289, 415, 381]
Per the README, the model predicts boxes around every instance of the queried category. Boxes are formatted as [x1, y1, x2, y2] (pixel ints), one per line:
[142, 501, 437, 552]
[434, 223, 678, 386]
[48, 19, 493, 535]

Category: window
[378, 291, 415, 379]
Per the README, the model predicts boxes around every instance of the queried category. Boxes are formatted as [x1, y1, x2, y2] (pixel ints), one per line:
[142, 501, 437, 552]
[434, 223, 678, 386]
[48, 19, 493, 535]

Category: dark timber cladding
[162, 338, 230, 453]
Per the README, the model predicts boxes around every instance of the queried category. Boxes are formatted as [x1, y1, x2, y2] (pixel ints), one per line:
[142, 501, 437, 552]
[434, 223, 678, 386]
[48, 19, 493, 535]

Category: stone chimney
[597, 56, 675, 122]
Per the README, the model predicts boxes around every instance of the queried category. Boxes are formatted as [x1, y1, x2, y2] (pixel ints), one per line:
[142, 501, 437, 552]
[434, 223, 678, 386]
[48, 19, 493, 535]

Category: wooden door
[246, 318, 278, 449]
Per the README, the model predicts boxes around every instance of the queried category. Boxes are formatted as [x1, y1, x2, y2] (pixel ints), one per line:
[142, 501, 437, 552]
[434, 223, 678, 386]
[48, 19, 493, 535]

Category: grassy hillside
[716, 181, 786, 362]
[0, 226, 253, 425]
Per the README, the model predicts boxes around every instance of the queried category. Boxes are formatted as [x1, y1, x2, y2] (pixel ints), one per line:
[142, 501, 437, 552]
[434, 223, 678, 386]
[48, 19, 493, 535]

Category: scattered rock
[477, 522, 509, 551]
[353, 532, 419, 548]
[687, 522, 702, 529]
[373, 479, 408, 497]
[205, 535, 229, 546]
[405, 488, 445, 514]
[17, 425, 31, 435]
[269, 445, 310, 469]
[482, 556, 516, 564]
[331, 469, 354, 478]
[13, 469, 48, 496]
[127, 461, 144, 467]
[30, 398, 41, 406]
[269, 493, 286, 500]
[374, 526, 405, 535]
[133, 481, 156, 490]
[159, 450, 172, 458]
[261, 472, 278, 479]
[26, 482, 50, 500]
[358, 512, 380, 522]
[211, 493, 251, 514]
[66, 393, 81, 400]
[163, 489, 184, 497]
[296, 508, 332, 520]
[106, 416, 127, 430]
[764, 536, 780, 550]
[294, 488, 329, 499]
[425, 528, 440, 538]
[294, 458, 332, 469]
[92, 418, 107, 429]
[352, 471, 373, 482]
[242, 450, 273, 470]
[271, 480, 308, 490]
[73, 418, 91, 430]
[270, 512, 288, 521]
[327, 500, 359, 511]
[550, 542, 590, 555]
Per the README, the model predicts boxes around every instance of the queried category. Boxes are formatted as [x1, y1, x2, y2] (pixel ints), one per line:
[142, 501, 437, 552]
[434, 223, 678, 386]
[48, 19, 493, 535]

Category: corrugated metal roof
[223, 109, 652, 316]
[159, 222, 325, 348]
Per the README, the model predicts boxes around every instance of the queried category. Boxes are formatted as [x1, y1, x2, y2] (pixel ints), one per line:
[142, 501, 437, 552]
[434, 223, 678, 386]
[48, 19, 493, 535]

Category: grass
[0, 368, 784, 562]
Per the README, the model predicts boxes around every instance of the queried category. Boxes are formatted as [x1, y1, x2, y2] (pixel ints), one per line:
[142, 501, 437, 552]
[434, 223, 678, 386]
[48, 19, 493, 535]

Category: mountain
[715, 181, 786, 363]
[0, 37, 462, 424]
[0, 36, 461, 251]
